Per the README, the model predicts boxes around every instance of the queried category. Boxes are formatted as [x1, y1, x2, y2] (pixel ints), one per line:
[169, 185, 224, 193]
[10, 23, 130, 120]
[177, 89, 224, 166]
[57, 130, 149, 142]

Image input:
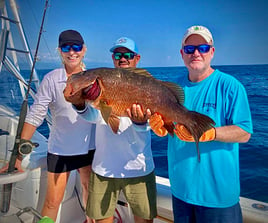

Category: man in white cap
[149, 25, 253, 222]
[110, 37, 141, 68]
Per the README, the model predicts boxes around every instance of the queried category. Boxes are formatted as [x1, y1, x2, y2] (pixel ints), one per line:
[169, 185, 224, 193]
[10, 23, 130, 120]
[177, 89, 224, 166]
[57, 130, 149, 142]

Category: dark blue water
[1, 64, 267, 203]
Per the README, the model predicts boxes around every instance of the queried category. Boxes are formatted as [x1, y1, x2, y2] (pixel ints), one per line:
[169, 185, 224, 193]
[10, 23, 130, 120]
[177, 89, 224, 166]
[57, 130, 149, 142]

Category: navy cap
[58, 30, 84, 47]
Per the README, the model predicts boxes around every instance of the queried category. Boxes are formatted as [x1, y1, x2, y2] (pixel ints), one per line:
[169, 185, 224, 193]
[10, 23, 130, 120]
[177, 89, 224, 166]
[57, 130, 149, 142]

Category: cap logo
[118, 38, 127, 44]
[194, 26, 200, 30]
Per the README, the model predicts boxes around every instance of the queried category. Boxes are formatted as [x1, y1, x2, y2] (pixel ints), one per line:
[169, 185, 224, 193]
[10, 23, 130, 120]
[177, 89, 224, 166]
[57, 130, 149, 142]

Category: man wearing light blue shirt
[150, 25, 253, 223]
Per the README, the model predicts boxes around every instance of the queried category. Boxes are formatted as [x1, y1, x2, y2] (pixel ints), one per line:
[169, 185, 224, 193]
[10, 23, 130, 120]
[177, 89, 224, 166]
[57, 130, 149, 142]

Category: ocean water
[0, 64, 267, 203]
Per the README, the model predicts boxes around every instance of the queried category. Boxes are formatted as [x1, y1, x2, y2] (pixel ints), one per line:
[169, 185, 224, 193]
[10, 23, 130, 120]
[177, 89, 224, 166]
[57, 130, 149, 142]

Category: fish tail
[195, 141, 200, 162]
[183, 111, 215, 162]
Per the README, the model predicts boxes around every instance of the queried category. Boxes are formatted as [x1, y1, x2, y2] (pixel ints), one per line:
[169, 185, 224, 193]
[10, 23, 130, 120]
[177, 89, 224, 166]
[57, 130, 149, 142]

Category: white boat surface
[0, 0, 268, 222]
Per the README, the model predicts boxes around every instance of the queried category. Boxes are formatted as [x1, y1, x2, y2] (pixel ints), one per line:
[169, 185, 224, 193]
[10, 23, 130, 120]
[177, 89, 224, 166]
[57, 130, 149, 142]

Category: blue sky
[17, 0, 268, 69]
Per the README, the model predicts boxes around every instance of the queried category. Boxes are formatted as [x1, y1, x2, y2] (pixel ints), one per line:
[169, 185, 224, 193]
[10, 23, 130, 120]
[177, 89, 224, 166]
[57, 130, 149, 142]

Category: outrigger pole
[2, 0, 50, 213]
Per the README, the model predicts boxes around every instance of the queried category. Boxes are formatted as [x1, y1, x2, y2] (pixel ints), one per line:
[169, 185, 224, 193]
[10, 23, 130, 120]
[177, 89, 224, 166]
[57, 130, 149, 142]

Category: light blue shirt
[168, 69, 253, 208]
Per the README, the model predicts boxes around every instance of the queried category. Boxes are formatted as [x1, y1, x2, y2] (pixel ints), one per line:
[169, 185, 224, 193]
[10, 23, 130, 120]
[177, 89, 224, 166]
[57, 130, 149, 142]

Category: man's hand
[174, 124, 216, 142]
[149, 113, 168, 137]
[126, 104, 151, 125]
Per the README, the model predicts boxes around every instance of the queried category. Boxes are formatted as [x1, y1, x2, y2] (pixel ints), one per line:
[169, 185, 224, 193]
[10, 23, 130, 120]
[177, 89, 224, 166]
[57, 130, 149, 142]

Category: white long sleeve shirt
[25, 68, 95, 155]
[78, 106, 154, 178]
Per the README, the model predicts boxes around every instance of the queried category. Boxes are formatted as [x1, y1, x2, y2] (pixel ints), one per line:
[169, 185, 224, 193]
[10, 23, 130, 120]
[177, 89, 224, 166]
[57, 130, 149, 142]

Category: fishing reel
[18, 139, 39, 156]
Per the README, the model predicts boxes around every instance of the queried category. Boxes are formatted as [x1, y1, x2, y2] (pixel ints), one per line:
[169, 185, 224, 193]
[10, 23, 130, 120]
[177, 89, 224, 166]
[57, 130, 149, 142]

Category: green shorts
[86, 171, 157, 220]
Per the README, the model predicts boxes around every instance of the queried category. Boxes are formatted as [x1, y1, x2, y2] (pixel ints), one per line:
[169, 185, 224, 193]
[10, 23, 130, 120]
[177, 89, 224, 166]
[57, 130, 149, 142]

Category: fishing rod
[2, 0, 50, 213]
[7, 0, 49, 172]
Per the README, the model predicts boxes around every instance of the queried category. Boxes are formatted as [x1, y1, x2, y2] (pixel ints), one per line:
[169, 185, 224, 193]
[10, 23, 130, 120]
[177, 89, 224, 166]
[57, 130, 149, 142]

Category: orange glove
[149, 113, 168, 137]
[174, 124, 216, 142]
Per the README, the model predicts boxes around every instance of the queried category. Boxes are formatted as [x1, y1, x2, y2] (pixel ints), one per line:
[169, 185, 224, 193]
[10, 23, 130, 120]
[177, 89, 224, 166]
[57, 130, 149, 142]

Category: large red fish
[64, 67, 215, 154]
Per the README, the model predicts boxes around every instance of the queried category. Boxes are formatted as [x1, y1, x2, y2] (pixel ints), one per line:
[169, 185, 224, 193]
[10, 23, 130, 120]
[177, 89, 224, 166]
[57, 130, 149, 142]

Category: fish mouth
[82, 79, 101, 100]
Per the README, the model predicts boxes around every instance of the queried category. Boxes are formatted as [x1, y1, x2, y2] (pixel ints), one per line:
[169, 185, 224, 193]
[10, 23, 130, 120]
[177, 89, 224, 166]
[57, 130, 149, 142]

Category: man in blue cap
[74, 37, 157, 223]
[110, 37, 141, 68]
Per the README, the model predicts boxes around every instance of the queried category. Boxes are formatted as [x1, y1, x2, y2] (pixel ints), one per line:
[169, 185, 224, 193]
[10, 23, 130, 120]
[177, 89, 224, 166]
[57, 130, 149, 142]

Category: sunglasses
[183, 44, 212, 54]
[113, 52, 136, 60]
[60, 44, 83, 53]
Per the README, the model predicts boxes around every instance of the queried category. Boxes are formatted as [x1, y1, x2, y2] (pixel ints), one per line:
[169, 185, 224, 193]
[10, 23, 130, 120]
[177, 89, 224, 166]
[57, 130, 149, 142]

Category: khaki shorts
[86, 171, 157, 220]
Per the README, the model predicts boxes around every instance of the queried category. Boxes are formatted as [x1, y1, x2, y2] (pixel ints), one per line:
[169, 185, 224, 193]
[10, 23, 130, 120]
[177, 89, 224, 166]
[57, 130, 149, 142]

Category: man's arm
[214, 125, 251, 143]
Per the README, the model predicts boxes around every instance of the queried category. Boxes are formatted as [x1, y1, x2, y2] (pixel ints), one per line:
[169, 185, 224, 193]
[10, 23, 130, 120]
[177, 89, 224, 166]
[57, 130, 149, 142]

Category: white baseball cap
[182, 25, 214, 45]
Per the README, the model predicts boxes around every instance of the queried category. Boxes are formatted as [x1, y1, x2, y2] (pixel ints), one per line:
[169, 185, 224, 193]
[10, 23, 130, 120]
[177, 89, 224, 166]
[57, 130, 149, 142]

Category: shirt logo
[203, 102, 216, 111]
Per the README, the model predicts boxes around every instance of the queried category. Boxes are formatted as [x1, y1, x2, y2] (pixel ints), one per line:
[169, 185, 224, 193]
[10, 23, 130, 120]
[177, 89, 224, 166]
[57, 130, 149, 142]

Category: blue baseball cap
[110, 37, 138, 54]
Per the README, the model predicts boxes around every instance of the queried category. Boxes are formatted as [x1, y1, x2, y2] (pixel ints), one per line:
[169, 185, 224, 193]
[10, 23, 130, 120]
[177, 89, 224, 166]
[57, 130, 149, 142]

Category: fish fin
[182, 111, 215, 162]
[161, 81, 185, 104]
[108, 115, 120, 133]
[122, 67, 153, 78]
[99, 100, 112, 124]
[164, 122, 175, 137]
[99, 100, 120, 133]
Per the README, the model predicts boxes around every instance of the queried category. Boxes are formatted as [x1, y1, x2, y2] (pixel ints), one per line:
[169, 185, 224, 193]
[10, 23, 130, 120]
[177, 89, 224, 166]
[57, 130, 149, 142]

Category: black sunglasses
[183, 44, 212, 54]
[113, 52, 136, 60]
